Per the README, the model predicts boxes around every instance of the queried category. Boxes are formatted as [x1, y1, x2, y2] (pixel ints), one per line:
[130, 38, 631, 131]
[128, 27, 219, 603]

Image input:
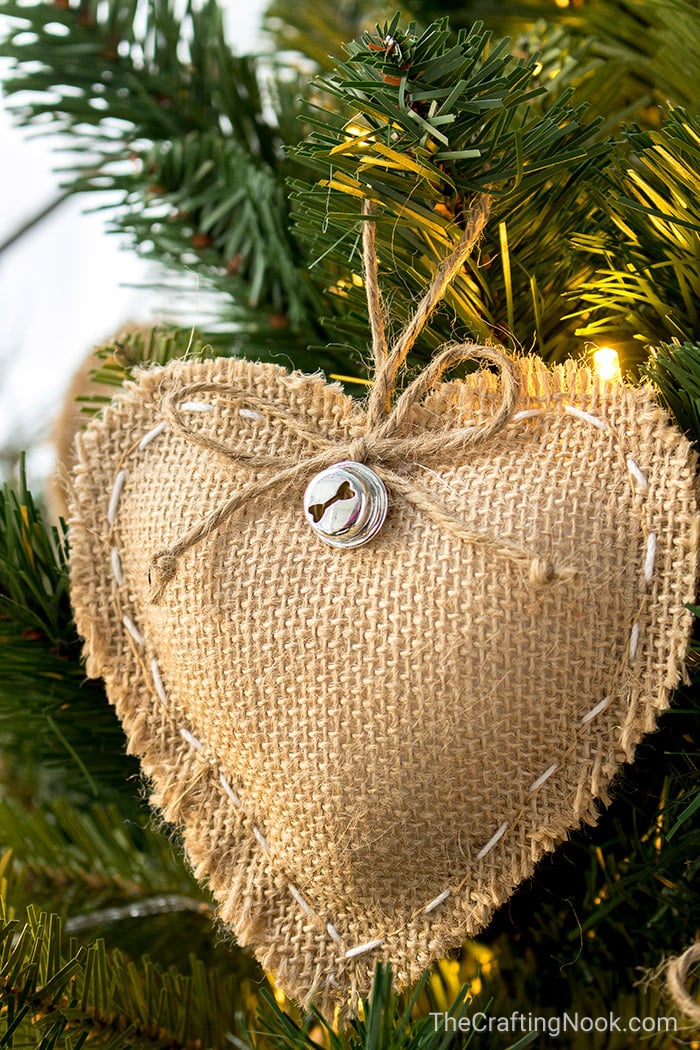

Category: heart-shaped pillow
[68, 350, 698, 1010]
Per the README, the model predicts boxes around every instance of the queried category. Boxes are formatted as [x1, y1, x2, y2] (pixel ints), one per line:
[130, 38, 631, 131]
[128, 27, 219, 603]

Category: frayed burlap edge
[68, 353, 699, 1012]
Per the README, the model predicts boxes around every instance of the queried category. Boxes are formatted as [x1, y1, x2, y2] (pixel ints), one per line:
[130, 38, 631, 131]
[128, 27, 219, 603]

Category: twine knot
[142, 194, 576, 601]
[348, 436, 372, 465]
[149, 551, 179, 603]
[529, 556, 557, 588]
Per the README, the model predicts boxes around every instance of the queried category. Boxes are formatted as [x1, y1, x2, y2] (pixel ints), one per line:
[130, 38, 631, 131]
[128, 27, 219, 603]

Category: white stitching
[180, 727, 203, 751]
[122, 614, 145, 646]
[513, 409, 545, 421]
[180, 401, 214, 412]
[219, 772, 242, 808]
[151, 658, 168, 705]
[644, 532, 657, 582]
[111, 546, 123, 586]
[107, 470, 126, 526]
[326, 922, 343, 945]
[626, 456, 648, 490]
[253, 826, 270, 854]
[528, 762, 559, 794]
[580, 695, 612, 725]
[239, 408, 264, 420]
[288, 884, 314, 918]
[344, 938, 384, 959]
[138, 421, 167, 450]
[629, 622, 640, 661]
[476, 821, 509, 860]
[423, 889, 451, 914]
[563, 405, 608, 430]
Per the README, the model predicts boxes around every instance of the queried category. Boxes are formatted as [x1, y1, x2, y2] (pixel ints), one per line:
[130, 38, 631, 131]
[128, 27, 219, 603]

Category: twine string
[364, 193, 490, 432]
[667, 942, 700, 1025]
[362, 198, 388, 372]
[148, 194, 572, 602]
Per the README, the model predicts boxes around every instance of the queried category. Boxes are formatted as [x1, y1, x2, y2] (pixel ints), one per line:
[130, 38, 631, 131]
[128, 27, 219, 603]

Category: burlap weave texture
[68, 353, 699, 1008]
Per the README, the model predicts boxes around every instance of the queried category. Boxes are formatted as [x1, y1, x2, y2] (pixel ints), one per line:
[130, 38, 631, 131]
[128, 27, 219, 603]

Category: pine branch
[400, 0, 699, 118]
[0, 800, 263, 1000]
[110, 132, 322, 334]
[0, 460, 137, 800]
[0, 0, 277, 157]
[76, 326, 216, 406]
[0, 797, 202, 916]
[0, 878, 259, 1050]
[0, 458, 71, 649]
[245, 963, 539, 1050]
[569, 107, 700, 361]
[291, 16, 611, 364]
[263, 0, 397, 72]
[0, 0, 331, 359]
[643, 341, 700, 440]
[3, 2, 698, 375]
[580, 0, 700, 116]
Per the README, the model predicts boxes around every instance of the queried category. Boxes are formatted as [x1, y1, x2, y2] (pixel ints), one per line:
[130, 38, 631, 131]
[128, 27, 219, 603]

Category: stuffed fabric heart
[68, 343, 698, 1009]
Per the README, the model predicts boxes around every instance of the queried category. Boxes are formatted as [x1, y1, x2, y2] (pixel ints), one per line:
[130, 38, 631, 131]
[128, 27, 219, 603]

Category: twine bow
[149, 194, 573, 602]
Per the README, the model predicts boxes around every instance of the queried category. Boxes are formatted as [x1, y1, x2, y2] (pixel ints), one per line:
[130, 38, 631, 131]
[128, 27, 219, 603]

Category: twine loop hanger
[148, 193, 574, 601]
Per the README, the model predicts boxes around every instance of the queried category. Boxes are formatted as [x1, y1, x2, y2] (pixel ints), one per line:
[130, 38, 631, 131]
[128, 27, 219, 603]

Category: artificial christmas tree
[0, 1, 699, 1047]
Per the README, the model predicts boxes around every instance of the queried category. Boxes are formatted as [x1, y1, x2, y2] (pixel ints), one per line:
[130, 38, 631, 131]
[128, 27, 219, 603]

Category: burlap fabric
[68, 352, 698, 1010]
[49, 323, 147, 522]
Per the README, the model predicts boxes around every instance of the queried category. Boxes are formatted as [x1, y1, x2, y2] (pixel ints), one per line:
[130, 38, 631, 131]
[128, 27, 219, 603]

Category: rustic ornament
[68, 199, 699, 1010]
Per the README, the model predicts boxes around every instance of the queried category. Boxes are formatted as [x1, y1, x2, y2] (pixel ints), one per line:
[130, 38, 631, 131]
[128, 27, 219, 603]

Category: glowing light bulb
[592, 347, 621, 382]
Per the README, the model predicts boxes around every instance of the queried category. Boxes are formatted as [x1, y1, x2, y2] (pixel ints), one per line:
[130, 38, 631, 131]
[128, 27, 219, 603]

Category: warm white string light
[592, 346, 622, 382]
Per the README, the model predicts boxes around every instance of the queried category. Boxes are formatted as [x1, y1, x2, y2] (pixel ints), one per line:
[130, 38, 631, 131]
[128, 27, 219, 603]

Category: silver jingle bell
[303, 461, 388, 549]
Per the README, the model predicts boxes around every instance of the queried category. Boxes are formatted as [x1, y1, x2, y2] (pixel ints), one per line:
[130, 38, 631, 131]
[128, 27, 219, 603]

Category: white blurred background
[0, 0, 268, 487]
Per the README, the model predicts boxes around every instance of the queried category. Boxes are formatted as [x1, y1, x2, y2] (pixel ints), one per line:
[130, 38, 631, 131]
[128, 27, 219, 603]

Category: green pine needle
[245, 963, 524, 1050]
[0, 458, 136, 798]
[643, 340, 700, 441]
[0, 876, 256, 1050]
[570, 108, 700, 362]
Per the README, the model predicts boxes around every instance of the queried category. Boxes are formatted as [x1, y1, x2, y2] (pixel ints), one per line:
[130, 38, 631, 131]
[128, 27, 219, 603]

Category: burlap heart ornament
[68, 209, 698, 1009]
